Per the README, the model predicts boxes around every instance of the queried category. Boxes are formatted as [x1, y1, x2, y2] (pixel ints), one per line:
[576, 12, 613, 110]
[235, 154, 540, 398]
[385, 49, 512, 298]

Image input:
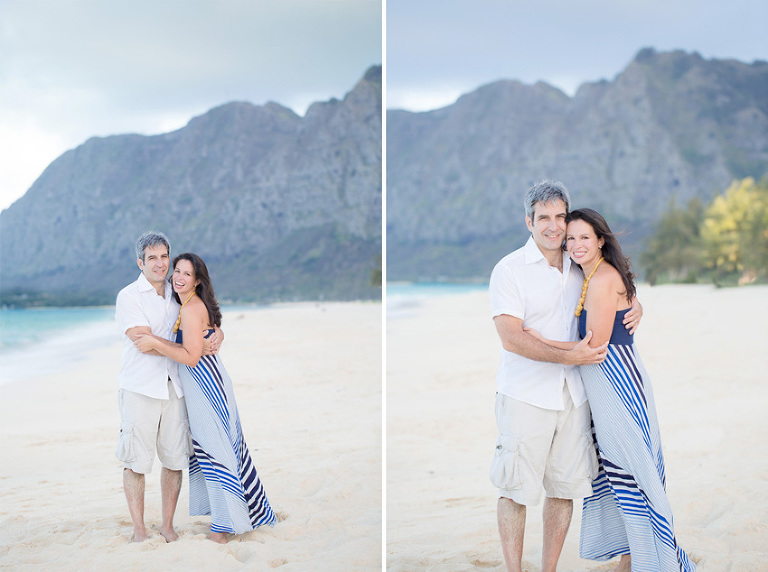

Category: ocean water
[0, 307, 119, 383]
[386, 282, 488, 319]
[387, 282, 488, 298]
[0, 307, 116, 350]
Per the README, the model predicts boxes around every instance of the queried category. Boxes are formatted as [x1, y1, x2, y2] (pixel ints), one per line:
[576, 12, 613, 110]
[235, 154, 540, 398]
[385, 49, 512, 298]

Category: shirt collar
[137, 272, 170, 297]
[523, 236, 570, 272]
[522, 236, 543, 264]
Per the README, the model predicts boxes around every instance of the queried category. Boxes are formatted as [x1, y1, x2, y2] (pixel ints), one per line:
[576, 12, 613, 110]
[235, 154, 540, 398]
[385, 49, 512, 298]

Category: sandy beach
[0, 302, 382, 571]
[386, 284, 768, 571]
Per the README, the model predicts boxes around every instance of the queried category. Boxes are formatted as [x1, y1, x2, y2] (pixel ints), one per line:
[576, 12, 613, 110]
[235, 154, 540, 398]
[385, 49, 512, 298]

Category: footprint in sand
[470, 558, 501, 568]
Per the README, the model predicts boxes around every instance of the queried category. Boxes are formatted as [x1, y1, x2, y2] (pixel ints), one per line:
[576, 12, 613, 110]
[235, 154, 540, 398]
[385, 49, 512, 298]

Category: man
[488, 180, 641, 572]
[115, 231, 220, 542]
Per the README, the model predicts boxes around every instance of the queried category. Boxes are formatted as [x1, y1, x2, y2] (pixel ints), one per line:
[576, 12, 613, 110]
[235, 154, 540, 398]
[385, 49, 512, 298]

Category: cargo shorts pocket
[115, 422, 136, 463]
[489, 434, 521, 490]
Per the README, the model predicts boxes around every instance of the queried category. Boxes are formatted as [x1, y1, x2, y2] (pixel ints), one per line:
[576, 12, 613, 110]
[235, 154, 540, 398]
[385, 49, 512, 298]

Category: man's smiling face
[137, 243, 170, 288]
[526, 199, 567, 256]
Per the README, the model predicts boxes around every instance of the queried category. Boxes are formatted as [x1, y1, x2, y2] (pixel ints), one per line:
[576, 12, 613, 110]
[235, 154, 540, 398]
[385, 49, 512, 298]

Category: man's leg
[497, 497, 526, 572]
[540, 387, 595, 571]
[160, 467, 182, 542]
[123, 468, 148, 542]
[541, 497, 572, 572]
[158, 381, 188, 542]
[118, 389, 161, 542]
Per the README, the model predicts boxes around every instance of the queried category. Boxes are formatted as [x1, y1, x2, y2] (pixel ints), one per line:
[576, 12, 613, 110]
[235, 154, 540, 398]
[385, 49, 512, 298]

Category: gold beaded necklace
[173, 291, 196, 333]
[574, 257, 604, 317]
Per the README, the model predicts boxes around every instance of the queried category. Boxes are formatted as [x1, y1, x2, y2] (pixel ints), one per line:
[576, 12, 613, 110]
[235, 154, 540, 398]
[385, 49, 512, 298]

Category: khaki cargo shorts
[489, 386, 598, 505]
[115, 381, 191, 474]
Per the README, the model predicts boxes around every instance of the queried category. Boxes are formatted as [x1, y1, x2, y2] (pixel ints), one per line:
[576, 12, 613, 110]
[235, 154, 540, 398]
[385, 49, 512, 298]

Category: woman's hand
[134, 333, 157, 353]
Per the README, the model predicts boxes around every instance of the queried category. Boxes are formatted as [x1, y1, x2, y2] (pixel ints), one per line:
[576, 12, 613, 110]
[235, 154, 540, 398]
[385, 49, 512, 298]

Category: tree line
[640, 177, 768, 286]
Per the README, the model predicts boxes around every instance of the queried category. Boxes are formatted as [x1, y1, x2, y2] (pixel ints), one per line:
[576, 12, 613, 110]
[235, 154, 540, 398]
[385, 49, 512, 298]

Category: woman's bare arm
[134, 301, 207, 366]
[494, 314, 607, 365]
[584, 269, 625, 348]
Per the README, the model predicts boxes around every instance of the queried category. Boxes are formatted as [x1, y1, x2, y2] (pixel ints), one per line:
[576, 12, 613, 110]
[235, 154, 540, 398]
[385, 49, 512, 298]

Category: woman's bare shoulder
[596, 262, 630, 306]
[181, 296, 207, 317]
[592, 262, 622, 285]
[589, 263, 624, 300]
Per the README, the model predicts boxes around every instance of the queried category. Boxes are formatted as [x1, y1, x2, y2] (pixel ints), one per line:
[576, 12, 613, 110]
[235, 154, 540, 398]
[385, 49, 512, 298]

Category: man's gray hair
[524, 179, 571, 219]
[135, 231, 171, 261]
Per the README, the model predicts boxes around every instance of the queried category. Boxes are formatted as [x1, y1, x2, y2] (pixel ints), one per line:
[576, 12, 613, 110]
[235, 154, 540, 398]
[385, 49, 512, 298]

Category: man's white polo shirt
[489, 236, 586, 410]
[116, 273, 182, 400]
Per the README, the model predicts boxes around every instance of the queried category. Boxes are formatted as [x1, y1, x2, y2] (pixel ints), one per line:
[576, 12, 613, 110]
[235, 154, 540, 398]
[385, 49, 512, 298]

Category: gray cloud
[387, 0, 767, 108]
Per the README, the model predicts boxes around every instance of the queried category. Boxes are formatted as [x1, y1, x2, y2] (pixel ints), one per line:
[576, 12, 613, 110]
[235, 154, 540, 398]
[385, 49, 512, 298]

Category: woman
[526, 209, 694, 571]
[135, 253, 276, 543]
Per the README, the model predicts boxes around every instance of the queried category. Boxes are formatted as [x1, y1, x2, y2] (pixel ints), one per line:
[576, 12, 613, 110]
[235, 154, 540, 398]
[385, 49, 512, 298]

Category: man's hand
[202, 328, 222, 356]
[622, 297, 643, 334]
[568, 331, 608, 365]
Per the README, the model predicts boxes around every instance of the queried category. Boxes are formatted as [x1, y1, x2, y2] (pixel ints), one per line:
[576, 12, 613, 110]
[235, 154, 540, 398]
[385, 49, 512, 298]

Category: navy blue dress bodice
[578, 308, 634, 345]
[175, 328, 215, 344]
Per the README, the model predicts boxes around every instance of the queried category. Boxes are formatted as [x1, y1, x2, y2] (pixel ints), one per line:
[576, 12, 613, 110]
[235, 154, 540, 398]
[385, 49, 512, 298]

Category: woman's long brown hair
[172, 253, 222, 328]
[567, 208, 636, 303]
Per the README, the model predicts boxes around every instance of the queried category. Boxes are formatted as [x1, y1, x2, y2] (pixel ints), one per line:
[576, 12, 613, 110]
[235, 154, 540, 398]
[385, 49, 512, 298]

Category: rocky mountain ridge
[387, 49, 768, 280]
[0, 66, 382, 305]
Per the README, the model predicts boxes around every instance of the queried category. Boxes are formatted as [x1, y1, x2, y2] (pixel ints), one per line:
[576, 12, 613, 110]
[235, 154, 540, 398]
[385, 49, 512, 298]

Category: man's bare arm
[494, 314, 607, 366]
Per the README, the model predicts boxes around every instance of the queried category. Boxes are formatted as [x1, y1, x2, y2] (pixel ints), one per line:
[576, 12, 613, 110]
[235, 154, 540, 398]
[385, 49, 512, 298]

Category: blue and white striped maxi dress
[578, 310, 694, 572]
[177, 330, 276, 534]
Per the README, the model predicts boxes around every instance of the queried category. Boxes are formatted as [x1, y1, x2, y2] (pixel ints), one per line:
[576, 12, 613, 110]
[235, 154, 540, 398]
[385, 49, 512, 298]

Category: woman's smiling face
[172, 259, 198, 296]
[566, 218, 604, 266]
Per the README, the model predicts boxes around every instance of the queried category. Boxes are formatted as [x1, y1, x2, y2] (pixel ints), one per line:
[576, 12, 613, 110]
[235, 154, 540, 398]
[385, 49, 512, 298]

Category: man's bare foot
[130, 529, 149, 542]
[207, 531, 229, 544]
[160, 527, 179, 542]
[611, 554, 631, 572]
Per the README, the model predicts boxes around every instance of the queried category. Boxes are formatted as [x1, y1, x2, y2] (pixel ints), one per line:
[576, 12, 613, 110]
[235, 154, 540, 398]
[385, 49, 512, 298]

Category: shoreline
[0, 318, 118, 384]
[0, 300, 379, 384]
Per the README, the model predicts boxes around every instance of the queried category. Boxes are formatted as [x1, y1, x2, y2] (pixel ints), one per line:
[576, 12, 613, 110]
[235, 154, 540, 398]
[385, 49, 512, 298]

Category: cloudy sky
[387, 0, 768, 111]
[0, 0, 381, 210]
